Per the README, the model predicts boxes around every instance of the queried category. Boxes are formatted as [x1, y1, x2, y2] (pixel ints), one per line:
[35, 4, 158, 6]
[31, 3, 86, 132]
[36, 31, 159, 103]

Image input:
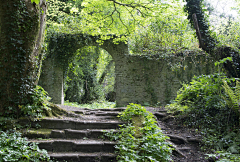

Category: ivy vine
[0, 0, 42, 117]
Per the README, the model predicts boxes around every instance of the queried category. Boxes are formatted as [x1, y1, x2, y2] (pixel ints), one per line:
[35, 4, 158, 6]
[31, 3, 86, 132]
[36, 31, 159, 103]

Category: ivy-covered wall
[115, 52, 216, 106]
[40, 33, 216, 107]
[39, 34, 128, 104]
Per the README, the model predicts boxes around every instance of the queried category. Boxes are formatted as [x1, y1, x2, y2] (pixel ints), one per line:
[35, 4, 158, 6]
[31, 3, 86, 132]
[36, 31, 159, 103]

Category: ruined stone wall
[39, 57, 64, 104]
[115, 53, 216, 106]
[40, 34, 216, 107]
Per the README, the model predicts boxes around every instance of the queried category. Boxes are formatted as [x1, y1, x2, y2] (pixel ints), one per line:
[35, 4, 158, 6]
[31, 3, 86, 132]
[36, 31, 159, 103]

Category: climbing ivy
[184, 0, 217, 54]
[185, 0, 240, 78]
[0, 0, 45, 117]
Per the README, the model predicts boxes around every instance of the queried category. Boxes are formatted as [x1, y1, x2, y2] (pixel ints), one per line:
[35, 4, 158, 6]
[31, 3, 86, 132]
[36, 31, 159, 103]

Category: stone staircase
[18, 106, 206, 162]
[19, 106, 126, 162]
[149, 107, 207, 162]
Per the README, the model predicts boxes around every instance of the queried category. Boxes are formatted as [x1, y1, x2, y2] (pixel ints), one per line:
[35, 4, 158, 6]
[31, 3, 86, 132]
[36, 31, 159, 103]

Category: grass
[64, 100, 116, 109]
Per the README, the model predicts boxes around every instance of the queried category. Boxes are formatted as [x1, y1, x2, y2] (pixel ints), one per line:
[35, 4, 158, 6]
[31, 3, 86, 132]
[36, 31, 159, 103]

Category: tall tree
[185, 0, 240, 77]
[0, 0, 46, 115]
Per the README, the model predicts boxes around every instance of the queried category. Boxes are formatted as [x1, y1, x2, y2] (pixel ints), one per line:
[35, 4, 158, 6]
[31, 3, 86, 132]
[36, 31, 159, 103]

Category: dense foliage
[166, 72, 240, 161]
[64, 46, 114, 103]
[106, 103, 172, 162]
[129, 2, 198, 56]
[0, 130, 50, 162]
[167, 73, 238, 129]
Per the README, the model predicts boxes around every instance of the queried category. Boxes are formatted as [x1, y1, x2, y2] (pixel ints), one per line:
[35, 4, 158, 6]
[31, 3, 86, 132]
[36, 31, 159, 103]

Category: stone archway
[39, 33, 217, 107]
[39, 34, 128, 105]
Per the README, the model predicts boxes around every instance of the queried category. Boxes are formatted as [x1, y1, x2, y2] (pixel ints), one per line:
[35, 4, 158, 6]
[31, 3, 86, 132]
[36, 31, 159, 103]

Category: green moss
[27, 129, 52, 135]
[131, 115, 145, 138]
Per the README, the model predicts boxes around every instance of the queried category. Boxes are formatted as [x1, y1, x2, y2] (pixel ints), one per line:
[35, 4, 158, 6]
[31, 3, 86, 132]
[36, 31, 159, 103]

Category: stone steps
[19, 118, 124, 130]
[21, 106, 206, 161]
[20, 106, 124, 162]
[29, 139, 116, 152]
[25, 129, 119, 139]
[48, 152, 116, 162]
[148, 107, 207, 161]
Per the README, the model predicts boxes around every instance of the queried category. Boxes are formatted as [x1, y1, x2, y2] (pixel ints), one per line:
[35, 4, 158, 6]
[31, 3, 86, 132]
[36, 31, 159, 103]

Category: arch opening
[64, 46, 115, 104]
[39, 33, 128, 105]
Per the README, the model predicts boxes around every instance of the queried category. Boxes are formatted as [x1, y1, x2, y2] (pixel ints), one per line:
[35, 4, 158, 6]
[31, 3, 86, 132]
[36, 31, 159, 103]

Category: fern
[222, 80, 240, 118]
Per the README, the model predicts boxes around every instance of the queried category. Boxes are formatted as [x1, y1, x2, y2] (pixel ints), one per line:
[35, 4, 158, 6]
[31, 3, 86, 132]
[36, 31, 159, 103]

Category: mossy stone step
[25, 129, 119, 139]
[19, 118, 124, 130]
[29, 139, 116, 153]
[49, 152, 117, 162]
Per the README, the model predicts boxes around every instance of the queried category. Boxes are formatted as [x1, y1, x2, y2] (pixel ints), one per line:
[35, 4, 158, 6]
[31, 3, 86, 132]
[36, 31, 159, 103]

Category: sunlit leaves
[31, 0, 40, 4]
[31, 0, 48, 4]
[129, 1, 198, 55]
[79, 0, 169, 41]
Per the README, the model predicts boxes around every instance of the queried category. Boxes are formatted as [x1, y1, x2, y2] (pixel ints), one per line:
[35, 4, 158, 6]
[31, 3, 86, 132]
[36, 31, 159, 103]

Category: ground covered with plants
[0, 130, 50, 162]
[105, 103, 173, 162]
[166, 67, 240, 161]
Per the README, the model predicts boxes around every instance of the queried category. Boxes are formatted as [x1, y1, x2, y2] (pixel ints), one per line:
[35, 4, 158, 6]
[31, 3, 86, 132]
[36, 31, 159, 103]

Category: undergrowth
[0, 130, 50, 162]
[0, 85, 53, 162]
[166, 73, 240, 161]
[105, 103, 172, 162]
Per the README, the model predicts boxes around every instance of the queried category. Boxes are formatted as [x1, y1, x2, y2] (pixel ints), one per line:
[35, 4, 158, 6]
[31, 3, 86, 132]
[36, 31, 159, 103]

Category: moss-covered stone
[132, 115, 145, 138]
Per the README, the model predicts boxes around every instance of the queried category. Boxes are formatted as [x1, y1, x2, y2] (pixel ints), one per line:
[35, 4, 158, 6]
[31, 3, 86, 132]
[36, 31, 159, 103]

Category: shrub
[166, 73, 238, 130]
[106, 103, 172, 162]
[19, 85, 51, 119]
[166, 73, 240, 161]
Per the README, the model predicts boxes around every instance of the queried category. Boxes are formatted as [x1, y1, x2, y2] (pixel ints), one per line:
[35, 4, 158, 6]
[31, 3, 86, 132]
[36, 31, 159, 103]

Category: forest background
[45, 0, 240, 105]
[0, 0, 240, 161]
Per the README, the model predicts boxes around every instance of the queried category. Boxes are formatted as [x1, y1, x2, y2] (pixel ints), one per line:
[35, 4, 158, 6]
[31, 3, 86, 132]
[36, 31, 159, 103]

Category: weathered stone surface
[64, 129, 88, 139]
[35, 141, 53, 151]
[115, 54, 216, 106]
[52, 140, 74, 152]
[51, 130, 65, 138]
[25, 106, 121, 161]
[75, 121, 122, 130]
[19, 118, 124, 130]
[49, 153, 117, 162]
[39, 57, 64, 105]
[167, 134, 188, 144]
[33, 139, 117, 153]
[40, 49, 216, 106]
[154, 112, 168, 118]
[50, 153, 79, 162]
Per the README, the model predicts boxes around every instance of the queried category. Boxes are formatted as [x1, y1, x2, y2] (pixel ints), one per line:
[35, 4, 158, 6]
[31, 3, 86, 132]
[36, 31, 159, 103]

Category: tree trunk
[0, 0, 46, 115]
[185, 0, 240, 77]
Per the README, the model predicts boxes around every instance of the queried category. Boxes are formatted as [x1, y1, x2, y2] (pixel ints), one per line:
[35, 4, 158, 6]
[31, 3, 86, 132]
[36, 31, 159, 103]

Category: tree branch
[107, 0, 151, 10]
[113, 2, 130, 34]
[192, 13, 205, 49]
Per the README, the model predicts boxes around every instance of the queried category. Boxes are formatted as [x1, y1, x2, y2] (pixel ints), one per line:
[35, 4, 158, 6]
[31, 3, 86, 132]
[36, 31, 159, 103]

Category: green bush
[166, 73, 238, 129]
[19, 85, 51, 119]
[166, 73, 240, 161]
[0, 130, 50, 162]
[106, 103, 172, 162]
